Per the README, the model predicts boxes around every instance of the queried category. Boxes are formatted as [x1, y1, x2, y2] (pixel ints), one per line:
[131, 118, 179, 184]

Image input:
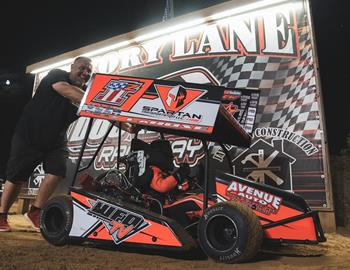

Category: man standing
[0, 57, 93, 232]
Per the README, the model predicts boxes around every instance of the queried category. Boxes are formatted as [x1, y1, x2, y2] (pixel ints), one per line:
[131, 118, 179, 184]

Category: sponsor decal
[81, 104, 121, 117]
[124, 117, 212, 132]
[222, 90, 240, 114]
[155, 84, 206, 112]
[254, 128, 319, 156]
[92, 79, 144, 107]
[221, 89, 260, 135]
[88, 199, 149, 245]
[139, 84, 207, 123]
[223, 102, 239, 115]
[226, 180, 282, 215]
[141, 106, 203, 123]
[233, 139, 296, 190]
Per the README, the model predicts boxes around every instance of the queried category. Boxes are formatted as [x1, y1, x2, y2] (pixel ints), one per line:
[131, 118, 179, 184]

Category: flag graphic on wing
[92, 79, 143, 107]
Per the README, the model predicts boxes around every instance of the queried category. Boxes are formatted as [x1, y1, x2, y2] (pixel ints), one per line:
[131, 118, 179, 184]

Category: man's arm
[52, 81, 85, 103]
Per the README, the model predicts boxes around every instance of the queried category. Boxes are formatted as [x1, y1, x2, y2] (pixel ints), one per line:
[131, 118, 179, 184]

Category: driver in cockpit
[135, 139, 190, 202]
[134, 139, 200, 226]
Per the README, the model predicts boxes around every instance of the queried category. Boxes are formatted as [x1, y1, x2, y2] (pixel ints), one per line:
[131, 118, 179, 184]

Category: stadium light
[211, 0, 288, 20]
[31, 58, 75, 74]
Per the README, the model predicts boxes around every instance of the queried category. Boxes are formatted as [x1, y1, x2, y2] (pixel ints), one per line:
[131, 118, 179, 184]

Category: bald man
[0, 57, 93, 232]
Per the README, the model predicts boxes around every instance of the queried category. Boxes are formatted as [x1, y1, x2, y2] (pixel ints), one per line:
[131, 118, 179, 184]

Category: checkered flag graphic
[208, 19, 321, 143]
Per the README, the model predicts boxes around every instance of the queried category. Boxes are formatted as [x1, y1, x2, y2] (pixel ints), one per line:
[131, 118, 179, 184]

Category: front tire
[40, 195, 73, 246]
[198, 201, 263, 263]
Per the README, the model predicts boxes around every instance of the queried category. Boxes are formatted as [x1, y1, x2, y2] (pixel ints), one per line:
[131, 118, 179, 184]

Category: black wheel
[40, 195, 74, 246]
[198, 201, 263, 263]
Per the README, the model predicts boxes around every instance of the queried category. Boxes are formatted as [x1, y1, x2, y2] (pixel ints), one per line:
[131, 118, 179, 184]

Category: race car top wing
[78, 73, 251, 147]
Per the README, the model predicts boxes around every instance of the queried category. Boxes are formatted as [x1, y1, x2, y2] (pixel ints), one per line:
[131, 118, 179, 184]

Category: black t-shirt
[15, 69, 80, 150]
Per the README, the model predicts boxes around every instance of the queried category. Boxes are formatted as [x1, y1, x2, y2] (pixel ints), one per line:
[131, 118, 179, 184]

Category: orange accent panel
[71, 191, 94, 208]
[163, 194, 214, 209]
[264, 217, 317, 241]
[216, 182, 229, 199]
[125, 219, 182, 247]
[87, 224, 113, 241]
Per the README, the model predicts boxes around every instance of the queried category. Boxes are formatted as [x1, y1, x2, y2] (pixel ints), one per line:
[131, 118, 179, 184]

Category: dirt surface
[0, 215, 350, 270]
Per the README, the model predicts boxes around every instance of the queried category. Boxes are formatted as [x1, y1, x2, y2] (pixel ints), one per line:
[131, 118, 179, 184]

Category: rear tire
[40, 195, 73, 246]
[198, 201, 262, 263]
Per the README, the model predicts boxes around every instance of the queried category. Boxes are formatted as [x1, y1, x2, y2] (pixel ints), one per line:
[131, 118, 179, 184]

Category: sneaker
[24, 208, 41, 232]
[0, 213, 11, 232]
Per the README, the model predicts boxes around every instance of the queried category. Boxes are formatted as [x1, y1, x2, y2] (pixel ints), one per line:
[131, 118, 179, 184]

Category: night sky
[0, 0, 347, 154]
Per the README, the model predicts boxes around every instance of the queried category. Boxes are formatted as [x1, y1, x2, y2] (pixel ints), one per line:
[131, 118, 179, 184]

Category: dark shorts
[6, 134, 68, 183]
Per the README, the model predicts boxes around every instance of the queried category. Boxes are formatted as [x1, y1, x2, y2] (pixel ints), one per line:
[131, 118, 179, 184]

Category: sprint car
[39, 74, 325, 263]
